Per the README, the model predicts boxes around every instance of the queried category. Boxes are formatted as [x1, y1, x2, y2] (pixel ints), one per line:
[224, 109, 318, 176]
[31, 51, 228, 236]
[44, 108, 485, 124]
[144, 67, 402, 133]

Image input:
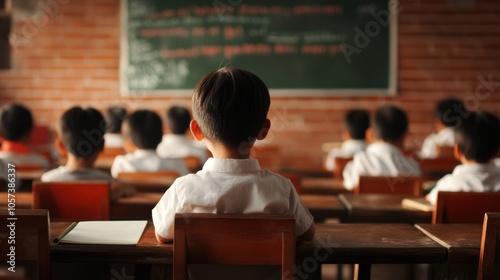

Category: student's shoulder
[40, 166, 68, 182]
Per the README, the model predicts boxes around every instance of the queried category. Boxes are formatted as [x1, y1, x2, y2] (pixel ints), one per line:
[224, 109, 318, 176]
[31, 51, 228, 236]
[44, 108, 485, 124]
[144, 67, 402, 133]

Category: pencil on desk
[53, 222, 78, 244]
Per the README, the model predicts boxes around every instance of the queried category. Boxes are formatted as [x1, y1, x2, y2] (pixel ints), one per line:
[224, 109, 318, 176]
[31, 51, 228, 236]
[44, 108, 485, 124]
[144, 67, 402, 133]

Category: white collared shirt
[342, 142, 421, 190]
[104, 133, 124, 148]
[152, 158, 314, 240]
[420, 127, 455, 159]
[110, 149, 189, 178]
[426, 163, 500, 205]
[324, 139, 367, 171]
[156, 134, 208, 163]
[41, 166, 113, 182]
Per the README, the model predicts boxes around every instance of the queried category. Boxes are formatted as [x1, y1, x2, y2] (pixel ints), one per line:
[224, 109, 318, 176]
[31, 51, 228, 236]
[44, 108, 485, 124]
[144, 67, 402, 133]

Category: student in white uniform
[324, 109, 370, 171]
[343, 105, 421, 191]
[420, 98, 468, 158]
[103, 106, 127, 148]
[111, 109, 188, 178]
[41, 107, 133, 201]
[426, 111, 500, 205]
[156, 105, 208, 164]
[152, 68, 315, 280]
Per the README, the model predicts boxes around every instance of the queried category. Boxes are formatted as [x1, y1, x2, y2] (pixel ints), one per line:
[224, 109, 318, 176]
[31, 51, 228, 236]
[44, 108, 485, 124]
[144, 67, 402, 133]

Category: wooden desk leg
[354, 264, 371, 280]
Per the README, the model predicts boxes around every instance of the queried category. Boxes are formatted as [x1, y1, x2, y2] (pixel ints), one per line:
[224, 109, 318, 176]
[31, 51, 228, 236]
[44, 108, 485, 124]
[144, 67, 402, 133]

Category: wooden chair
[333, 156, 352, 179]
[420, 157, 459, 181]
[432, 192, 500, 224]
[117, 171, 179, 192]
[355, 175, 423, 197]
[183, 156, 202, 173]
[477, 212, 500, 280]
[32, 181, 110, 220]
[0, 209, 50, 279]
[436, 145, 455, 159]
[174, 213, 295, 280]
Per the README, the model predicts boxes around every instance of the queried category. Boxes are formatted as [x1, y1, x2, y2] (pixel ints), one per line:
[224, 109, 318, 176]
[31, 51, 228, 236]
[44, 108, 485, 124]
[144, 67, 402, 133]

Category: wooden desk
[415, 224, 482, 263]
[299, 195, 346, 222]
[0, 192, 31, 209]
[301, 177, 348, 195]
[339, 194, 432, 223]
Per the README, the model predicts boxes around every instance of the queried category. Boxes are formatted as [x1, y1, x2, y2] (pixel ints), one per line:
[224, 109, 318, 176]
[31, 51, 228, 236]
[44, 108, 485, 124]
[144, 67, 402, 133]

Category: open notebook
[56, 220, 148, 245]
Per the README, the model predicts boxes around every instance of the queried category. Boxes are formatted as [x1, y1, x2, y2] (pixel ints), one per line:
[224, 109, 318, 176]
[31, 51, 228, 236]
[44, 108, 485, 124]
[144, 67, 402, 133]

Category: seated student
[324, 109, 370, 171]
[152, 68, 315, 241]
[0, 103, 50, 169]
[156, 105, 208, 163]
[426, 111, 500, 205]
[103, 106, 127, 148]
[420, 98, 467, 158]
[343, 105, 421, 190]
[111, 109, 189, 178]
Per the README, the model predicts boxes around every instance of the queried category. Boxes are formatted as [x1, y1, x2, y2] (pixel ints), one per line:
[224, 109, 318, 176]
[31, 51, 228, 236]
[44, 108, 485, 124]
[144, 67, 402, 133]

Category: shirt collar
[0, 141, 30, 153]
[202, 158, 261, 173]
[367, 141, 402, 154]
[453, 162, 500, 174]
[133, 149, 158, 156]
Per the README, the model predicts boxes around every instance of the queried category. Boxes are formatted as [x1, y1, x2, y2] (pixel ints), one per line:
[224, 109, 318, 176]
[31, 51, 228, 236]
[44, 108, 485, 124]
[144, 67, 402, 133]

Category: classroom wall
[0, 0, 499, 171]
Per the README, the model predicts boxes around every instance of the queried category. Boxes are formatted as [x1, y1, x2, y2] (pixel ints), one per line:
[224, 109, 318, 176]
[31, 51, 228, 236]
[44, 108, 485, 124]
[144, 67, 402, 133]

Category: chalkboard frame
[119, 0, 398, 97]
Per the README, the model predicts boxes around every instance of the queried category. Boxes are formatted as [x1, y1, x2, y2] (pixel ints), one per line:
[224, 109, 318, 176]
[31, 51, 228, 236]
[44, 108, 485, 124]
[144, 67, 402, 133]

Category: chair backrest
[32, 181, 110, 220]
[183, 156, 202, 173]
[333, 157, 352, 179]
[0, 209, 50, 279]
[420, 157, 460, 181]
[433, 192, 500, 224]
[478, 212, 500, 280]
[174, 213, 295, 280]
[355, 175, 423, 197]
[436, 145, 455, 159]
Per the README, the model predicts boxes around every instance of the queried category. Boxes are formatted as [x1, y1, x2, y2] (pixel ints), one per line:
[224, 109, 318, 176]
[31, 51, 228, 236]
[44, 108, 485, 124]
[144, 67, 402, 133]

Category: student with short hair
[0, 103, 49, 169]
[152, 68, 314, 244]
[420, 98, 467, 158]
[110, 109, 189, 178]
[324, 109, 370, 171]
[104, 106, 127, 148]
[342, 105, 421, 190]
[156, 105, 208, 163]
[426, 111, 500, 205]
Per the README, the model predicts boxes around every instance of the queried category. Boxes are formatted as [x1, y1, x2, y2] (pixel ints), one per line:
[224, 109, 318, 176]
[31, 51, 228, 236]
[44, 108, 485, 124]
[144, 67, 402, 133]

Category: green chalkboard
[120, 0, 397, 96]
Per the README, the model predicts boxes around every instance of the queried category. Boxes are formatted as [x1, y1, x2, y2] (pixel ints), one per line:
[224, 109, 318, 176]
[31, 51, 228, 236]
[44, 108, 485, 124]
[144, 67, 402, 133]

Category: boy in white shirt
[111, 109, 188, 178]
[426, 111, 500, 205]
[324, 109, 369, 171]
[343, 105, 421, 191]
[420, 98, 467, 158]
[156, 105, 208, 164]
[103, 106, 127, 148]
[152, 67, 315, 245]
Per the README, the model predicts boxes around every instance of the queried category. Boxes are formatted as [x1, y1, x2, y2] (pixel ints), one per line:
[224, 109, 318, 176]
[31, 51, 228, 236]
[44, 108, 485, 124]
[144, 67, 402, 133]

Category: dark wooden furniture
[32, 181, 110, 220]
[355, 175, 423, 197]
[173, 213, 295, 280]
[182, 155, 202, 173]
[433, 192, 500, 224]
[0, 209, 50, 279]
[301, 177, 348, 195]
[333, 156, 352, 179]
[116, 171, 178, 192]
[298, 194, 346, 222]
[339, 193, 432, 223]
[419, 157, 459, 181]
[478, 212, 500, 280]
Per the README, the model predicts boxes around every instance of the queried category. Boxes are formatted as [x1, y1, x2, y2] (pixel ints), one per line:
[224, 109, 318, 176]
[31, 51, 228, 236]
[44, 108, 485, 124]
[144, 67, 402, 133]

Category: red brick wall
[1, 0, 499, 171]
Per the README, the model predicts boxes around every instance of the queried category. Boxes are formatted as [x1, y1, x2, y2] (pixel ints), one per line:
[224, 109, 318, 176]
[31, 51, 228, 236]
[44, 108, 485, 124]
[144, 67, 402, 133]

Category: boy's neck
[206, 140, 252, 159]
[65, 154, 98, 169]
[374, 139, 405, 150]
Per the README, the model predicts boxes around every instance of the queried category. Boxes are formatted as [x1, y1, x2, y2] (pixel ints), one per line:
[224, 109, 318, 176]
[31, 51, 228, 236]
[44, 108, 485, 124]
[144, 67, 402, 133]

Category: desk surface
[301, 177, 348, 195]
[415, 223, 482, 263]
[339, 194, 433, 223]
[50, 222, 447, 265]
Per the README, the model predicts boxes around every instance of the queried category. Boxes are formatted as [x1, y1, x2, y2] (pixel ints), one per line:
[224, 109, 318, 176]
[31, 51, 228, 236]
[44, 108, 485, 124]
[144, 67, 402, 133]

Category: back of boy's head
[455, 111, 500, 163]
[345, 109, 370, 140]
[372, 105, 408, 142]
[436, 98, 466, 127]
[0, 103, 33, 141]
[105, 106, 127, 134]
[192, 67, 270, 149]
[59, 106, 106, 158]
[167, 106, 191, 135]
[124, 110, 163, 150]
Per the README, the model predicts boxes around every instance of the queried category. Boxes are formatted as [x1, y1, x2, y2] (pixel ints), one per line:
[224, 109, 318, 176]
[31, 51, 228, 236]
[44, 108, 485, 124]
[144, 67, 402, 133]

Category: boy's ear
[190, 120, 204, 141]
[256, 119, 271, 140]
[365, 128, 374, 143]
[454, 143, 463, 161]
[55, 137, 67, 156]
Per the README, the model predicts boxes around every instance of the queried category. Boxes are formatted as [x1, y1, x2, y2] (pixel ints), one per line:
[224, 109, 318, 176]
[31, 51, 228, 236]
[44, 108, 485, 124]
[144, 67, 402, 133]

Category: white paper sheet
[60, 220, 148, 245]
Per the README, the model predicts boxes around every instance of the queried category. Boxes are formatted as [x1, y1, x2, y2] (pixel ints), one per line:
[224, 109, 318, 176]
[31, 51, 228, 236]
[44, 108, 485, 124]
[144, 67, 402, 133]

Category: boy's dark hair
[124, 110, 163, 150]
[345, 109, 370, 140]
[59, 107, 106, 158]
[192, 68, 270, 149]
[436, 98, 466, 127]
[455, 111, 500, 163]
[167, 106, 191, 135]
[0, 103, 34, 141]
[105, 106, 127, 134]
[372, 105, 409, 142]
